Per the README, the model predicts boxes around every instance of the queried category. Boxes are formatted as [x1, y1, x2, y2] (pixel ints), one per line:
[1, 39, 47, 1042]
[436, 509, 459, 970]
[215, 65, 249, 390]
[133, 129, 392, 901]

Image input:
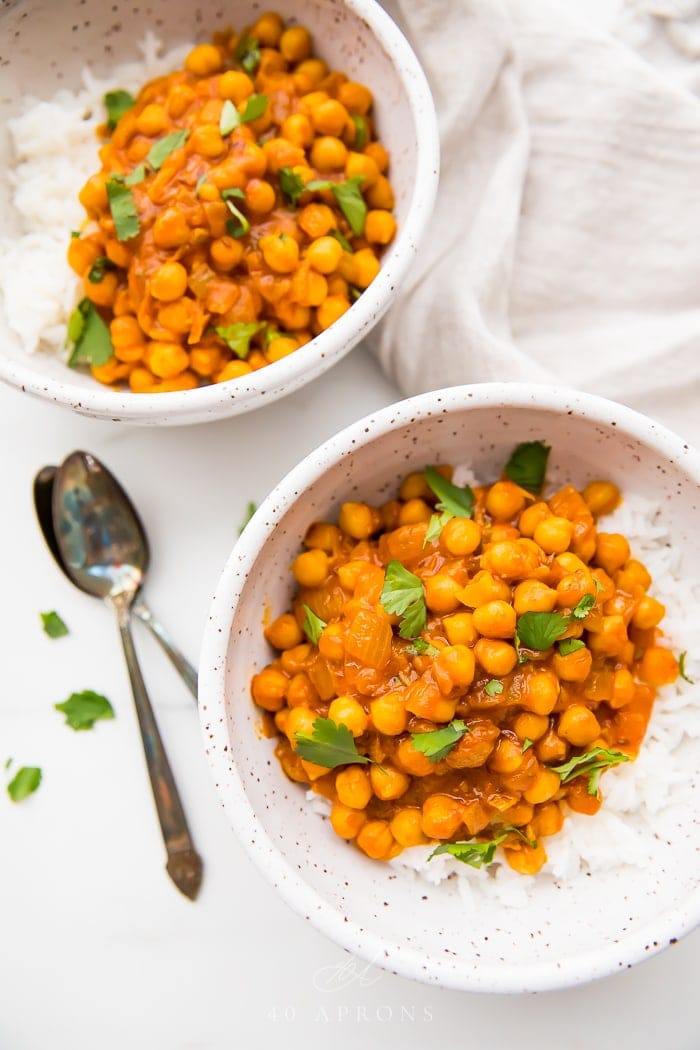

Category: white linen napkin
[374, 0, 700, 444]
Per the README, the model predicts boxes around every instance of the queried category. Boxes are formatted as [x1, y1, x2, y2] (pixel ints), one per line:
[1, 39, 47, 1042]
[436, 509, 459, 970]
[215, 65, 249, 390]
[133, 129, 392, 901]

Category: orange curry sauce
[68, 13, 396, 391]
[252, 459, 679, 874]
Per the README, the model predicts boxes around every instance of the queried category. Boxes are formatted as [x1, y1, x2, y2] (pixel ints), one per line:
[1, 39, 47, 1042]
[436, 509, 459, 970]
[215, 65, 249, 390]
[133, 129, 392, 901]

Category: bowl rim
[0, 0, 440, 423]
[199, 382, 700, 992]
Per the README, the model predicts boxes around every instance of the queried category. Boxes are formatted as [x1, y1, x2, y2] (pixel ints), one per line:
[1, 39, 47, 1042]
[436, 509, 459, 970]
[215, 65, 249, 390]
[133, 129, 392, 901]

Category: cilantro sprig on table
[6, 766, 42, 803]
[40, 611, 69, 639]
[54, 690, 114, 731]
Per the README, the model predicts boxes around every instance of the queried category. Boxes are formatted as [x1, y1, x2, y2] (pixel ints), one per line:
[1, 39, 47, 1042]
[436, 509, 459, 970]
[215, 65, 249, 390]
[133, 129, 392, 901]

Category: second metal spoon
[34, 465, 198, 701]
[52, 450, 202, 900]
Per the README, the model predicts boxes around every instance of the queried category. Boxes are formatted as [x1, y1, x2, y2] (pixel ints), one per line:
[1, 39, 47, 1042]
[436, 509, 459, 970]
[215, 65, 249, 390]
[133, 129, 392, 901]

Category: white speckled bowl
[200, 384, 700, 992]
[0, 0, 438, 425]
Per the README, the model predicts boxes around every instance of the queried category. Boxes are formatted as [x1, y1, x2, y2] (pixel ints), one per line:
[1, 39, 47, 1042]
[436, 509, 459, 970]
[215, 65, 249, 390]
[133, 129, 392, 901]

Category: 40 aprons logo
[265, 951, 434, 1025]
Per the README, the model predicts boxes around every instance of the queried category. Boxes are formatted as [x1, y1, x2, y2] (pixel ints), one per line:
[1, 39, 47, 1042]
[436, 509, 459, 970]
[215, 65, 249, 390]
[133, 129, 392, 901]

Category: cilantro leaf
[516, 610, 569, 651]
[679, 651, 695, 685]
[411, 720, 469, 763]
[67, 299, 114, 368]
[55, 690, 114, 731]
[215, 321, 264, 359]
[87, 256, 116, 283]
[106, 176, 140, 241]
[294, 716, 370, 769]
[429, 835, 507, 869]
[302, 605, 327, 646]
[7, 766, 42, 802]
[352, 114, 368, 150]
[220, 99, 240, 136]
[279, 166, 306, 207]
[484, 679, 503, 697]
[124, 163, 147, 186]
[424, 466, 475, 519]
[571, 593, 595, 620]
[330, 229, 353, 253]
[238, 501, 257, 535]
[307, 177, 368, 236]
[551, 746, 629, 796]
[522, 738, 534, 751]
[146, 128, 190, 171]
[222, 188, 250, 238]
[104, 89, 135, 131]
[40, 611, 69, 639]
[504, 441, 551, 494]
[241, 94, 268, 123]
[235, 33, 261, 75]
[380, 561, 427, 640]
[406, 639, 440, 657]
[558, 638, 585, 656]
[423, 509, 451, 547]
[195, 174, 208, 196]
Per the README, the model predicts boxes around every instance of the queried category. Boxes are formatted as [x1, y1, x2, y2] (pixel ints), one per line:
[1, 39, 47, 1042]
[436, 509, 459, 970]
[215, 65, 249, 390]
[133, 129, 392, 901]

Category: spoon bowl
[34, 463, 198, 700]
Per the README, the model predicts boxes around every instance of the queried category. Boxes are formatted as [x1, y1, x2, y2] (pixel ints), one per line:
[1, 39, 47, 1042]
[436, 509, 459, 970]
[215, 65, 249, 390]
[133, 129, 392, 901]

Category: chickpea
[284, 705, 317, 743]
[337, 80, 373, 115]
[441, 517, 482, 556]
[583, 480, 621, 516]
[252, 11, 285, 46]
[330, 801, 367, 840]
[328, 696, 368, 737]
[485, 481, 527, 521]
[316, 294, 351, 329]
[394, 737, 435, 777]
[345, 151, 379, 187]
[264, 613, 303, 651]
[504, 841, 547, 875]
[435, 645, 476, 689]
[310, 135, 348, 171]
[534, 516, 574, 554]
[150, 261, 188, 302]
[458, 571, 511, 608]
[518, 502, 551, 537]
[421, 795, 463, 839]
[280, 25, 312, 62]
[639, 646, 678, 687]
[145, 342, 189, 379]
[338, 501, 380, 540]
[520, 669, 560, 715]
[251, 667, 288, 711]
[335, 766, 372, 809]
[610, 667, 636, 708]
[152, 208, 190, 249]
[474, 639, 518, 676]
[292, 548, 329, 587]
[632, 595, 666, 630]
[390, 808, 428, 847]
[299, 203, 337, 238]
[551, 645, 592, 683]
[259, 232, 299, 274]
[523, 767, 561, 804]
[136, 103, 168, 136]
[185, 43, 223, 76]
[370, 692, 407, 735]
[424, 573, 462, 615]
[364, 210, 396, 245]
[306, 235, 344, 275]
[489, 735, 524, 774]
[558, 705, 601, 746]
[443, 611, 478, 647]
[370, 764, 410, 801]
[367, 174, 395, 210]
[399, 471, 433, 500]
[513, 579, 558, 615]
[595, 533, 631, 576]
[473, 600, 516, 639]
[215, 360, 253, 382]
[535, 728, 568, 764]
[512, 712, 549, 743]
[531, 802, 564, 838]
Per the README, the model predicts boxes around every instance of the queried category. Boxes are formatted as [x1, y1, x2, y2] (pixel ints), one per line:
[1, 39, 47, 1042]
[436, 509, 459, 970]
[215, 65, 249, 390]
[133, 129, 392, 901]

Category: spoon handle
[133, 599, 199, 701]
[113, 598, 203, 901]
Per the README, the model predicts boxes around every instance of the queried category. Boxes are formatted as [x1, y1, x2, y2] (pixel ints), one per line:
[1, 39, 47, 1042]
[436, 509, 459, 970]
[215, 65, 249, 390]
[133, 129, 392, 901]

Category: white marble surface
[0, 346, 698, 1049]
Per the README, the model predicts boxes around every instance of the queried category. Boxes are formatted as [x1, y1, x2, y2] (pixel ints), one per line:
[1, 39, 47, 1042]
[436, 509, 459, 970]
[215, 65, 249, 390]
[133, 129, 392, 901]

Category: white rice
[0, 34, 190, 357]
[307, 490, 700, 908]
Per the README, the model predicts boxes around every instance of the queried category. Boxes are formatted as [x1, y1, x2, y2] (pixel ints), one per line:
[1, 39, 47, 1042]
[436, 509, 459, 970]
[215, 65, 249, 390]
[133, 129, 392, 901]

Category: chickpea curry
[251, 442, 679, 875]
[67, 12, 396, 392]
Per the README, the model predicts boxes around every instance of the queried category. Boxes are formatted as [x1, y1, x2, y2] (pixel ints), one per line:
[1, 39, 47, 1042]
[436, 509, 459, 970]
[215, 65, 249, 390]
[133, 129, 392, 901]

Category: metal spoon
[52, 450, 203, 901]
[34, 465, 198, 700]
